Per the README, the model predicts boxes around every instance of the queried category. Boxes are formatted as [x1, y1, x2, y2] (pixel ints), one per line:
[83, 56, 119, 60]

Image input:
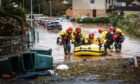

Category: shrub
[127, 14, 138, 18]
[100, 17, 109, 23]
[75, 17, 80, 23]
[4, 7, 26, 22]
[82, 17, 93, 23]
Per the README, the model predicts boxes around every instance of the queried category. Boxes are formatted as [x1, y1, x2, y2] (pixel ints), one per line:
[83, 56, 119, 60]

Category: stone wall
[72, 9, 106, 17]
[73, 9, 93, 17]
[96, 9, 106, 16]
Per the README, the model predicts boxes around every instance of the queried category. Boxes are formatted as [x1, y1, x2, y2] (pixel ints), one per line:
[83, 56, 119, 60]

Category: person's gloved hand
[56, 37, 60, 45]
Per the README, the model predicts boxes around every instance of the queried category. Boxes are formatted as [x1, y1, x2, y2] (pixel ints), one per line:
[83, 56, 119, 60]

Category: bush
[82, 17, 93, 23]
[93, 17, 100, 23]
[4, 7, 26, 22]
[100, 17, 109, 23]
[75, 17, 80, 23]
[93, 17, 109, 23]
[127, 14, 138, 18]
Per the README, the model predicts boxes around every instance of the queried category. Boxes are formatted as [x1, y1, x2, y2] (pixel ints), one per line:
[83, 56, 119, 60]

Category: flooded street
[33, 21, 140, 63]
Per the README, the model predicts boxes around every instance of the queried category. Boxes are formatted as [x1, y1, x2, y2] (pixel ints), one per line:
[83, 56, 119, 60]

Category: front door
[93, 10, 96, 17]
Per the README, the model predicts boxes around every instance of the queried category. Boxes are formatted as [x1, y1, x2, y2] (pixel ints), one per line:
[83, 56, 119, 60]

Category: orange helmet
[76, 27, 81, 33]
[98, 28, 102, 34]
[89, 33, 94, 38]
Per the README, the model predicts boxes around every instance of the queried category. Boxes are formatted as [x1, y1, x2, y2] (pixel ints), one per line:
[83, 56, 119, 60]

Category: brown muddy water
[1, 21, 140, 84]
[34, 21, 140, 63]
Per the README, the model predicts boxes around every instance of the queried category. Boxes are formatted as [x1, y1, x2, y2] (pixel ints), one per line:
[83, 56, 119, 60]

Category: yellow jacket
[115, 28, 125, 36]
[72, 29, 85, 42]
[95, 30, 108, 45]
[58, 30, 73, 40]
[84, 35, 97, 44]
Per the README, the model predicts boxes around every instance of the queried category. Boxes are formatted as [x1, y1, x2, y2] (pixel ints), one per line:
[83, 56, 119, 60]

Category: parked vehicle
[47, 21, 62, 30]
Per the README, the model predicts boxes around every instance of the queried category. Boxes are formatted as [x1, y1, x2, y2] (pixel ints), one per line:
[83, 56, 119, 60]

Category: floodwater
[33, 21, 140, 63]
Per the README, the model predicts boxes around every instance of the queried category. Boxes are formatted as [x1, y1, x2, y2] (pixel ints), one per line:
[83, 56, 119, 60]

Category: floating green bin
[20, 52, 36, 71]
[30, 48, 52, 55]
[20, 52, 53, 71]
[34, 54, 53, 70]
[0, 56, 21, 74]
[0, 58, 12, 74]
[8, 56, 22, 73]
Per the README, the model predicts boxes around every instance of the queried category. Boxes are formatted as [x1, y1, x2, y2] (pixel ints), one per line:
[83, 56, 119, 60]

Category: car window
[50, 22, 60, 25]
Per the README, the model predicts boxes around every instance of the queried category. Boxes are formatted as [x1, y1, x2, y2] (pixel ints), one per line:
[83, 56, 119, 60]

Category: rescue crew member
[84, 32, 97, 45]
[72, 27, 85, 47]
[57, 27, 73, 55]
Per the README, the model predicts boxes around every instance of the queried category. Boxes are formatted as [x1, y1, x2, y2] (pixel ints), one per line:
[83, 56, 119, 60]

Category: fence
[0, 27, 36, 58]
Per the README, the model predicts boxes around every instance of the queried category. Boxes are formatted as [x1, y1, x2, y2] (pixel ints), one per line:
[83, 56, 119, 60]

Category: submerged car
[47, 21, 62, 30]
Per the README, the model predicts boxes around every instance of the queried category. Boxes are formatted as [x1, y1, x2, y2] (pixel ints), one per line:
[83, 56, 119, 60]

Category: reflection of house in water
[66, 0, 117, 17]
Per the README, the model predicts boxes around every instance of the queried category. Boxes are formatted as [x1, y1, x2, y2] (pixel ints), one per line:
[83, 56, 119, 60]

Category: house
[71, 0, 117, 17]
[112, 0, 140, 18]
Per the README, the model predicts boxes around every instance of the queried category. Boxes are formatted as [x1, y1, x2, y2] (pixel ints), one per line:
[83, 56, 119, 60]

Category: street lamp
[30, 0, 33, 27]
[23, 0, 24, 10]
[38, 4, 40, 15]
[49, 0, 52, 20]
[0, 0, 1, 7]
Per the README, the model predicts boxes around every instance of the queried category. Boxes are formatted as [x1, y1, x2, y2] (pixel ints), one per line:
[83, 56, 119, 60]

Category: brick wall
[73, 9, 93, 17]
[72, 9, 107, 17]
[96, 9, 107, 16]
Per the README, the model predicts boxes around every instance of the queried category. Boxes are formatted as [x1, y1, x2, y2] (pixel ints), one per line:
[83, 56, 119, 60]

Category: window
[90, 0, 94, 4]
[106, 0, 108, 3]
[109, 0, 110, 4]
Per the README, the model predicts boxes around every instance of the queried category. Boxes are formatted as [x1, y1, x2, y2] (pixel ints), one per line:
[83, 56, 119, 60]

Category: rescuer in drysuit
[84, 33, 97, 45]
[57, 27, 73, 55]
[72, 27, 85, 47]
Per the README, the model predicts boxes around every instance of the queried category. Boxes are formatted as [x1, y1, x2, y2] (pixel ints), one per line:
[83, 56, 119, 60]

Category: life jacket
[62, 33, 72, 40]
[74, 33, 81, 40]
[113, 33, 123, 42]
[105, 31, 114, 41]
[88, 37, 95, 44]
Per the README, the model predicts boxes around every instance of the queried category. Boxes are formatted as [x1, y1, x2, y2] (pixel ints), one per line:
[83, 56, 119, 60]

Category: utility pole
[0, 0, 1, 7]
[38, 4, 40, 15]
[23, 0, 24, 10]
[31, 0, 33, 27]
[49, 0, 52, 21]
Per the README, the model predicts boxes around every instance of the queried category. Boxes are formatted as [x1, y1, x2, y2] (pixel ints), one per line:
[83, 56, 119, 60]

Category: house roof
[131, 0, 140, 5]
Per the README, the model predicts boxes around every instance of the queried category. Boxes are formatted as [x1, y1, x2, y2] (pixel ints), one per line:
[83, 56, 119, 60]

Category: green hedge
[70, 16, 110, 24]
